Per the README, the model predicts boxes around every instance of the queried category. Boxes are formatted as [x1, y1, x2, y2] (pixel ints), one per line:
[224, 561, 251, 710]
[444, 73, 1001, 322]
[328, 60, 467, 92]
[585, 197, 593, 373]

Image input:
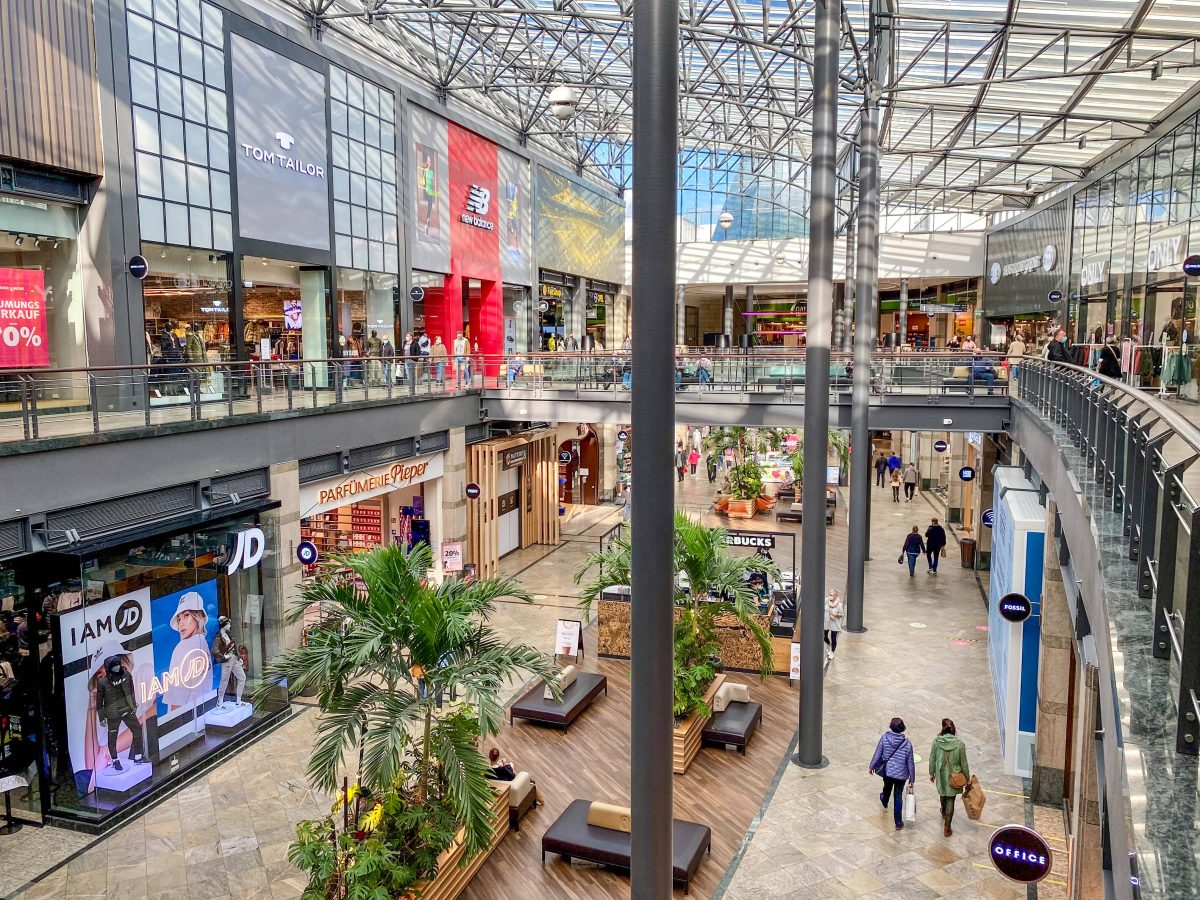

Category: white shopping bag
[904, 786, 916, 823]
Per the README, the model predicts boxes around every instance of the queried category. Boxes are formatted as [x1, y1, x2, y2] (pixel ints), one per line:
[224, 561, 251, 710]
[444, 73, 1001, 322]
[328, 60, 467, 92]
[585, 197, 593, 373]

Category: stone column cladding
[676, 284, 686, 345]
[975, 437, 998, 565]
[947, 439, 968, 525]
[597, 422, 619, 501]
[1069, 662, 1104, 899]
[443, 427, 468, 545]
[918, 432, 937, 492]
[1032, 499, 1071, 805]
[570, 279, 587, 345]
[264, 460, 305, 652]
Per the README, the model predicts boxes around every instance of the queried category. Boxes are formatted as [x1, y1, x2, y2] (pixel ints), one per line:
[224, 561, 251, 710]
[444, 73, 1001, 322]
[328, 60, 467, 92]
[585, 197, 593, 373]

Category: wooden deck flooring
[463, 641, 801, 900]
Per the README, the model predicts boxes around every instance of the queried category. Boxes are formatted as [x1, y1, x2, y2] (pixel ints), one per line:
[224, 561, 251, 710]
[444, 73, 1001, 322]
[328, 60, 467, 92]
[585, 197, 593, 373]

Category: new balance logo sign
[275, 132, 295, 150]
[227, 527, 266, 575]
[461, 185, 495, 230]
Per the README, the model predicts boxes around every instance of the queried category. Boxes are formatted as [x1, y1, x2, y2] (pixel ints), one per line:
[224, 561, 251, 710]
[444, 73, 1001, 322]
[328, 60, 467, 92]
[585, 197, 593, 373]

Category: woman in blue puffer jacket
[868, 717, 916, 830]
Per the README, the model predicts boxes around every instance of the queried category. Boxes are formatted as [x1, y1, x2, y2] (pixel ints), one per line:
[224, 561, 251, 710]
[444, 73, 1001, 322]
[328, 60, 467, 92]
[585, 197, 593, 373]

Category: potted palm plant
[576, 512, 776, 771]
[266, 543, 557, 900]
[725, 460, 765, 518]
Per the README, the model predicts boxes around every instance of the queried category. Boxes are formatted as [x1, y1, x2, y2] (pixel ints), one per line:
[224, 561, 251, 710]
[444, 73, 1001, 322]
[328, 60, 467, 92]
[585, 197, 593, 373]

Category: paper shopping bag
[962, 776, 986, 821]
[904, 786, 916, 823]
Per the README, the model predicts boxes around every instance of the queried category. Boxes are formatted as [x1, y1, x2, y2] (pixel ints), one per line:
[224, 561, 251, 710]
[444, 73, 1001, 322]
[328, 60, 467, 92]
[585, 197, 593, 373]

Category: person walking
[675, 443, 686, 483]
[961, 335, 977, 352]
[688, 448, 700, 477]
[1046, 328, 1072, 364]
[869, 717, 915, 831]
[899, 526, 925, 576]
[706, 453, 718, 484]
[929, 718, 971, 837]
[1097, 336, 1122, 378]
[429, 335, 448, 387]
[887, 452, 901, 474]
[890, 469, 902, 503]
[1006, 331, 1027, 381]
[875, 452, 888, 488]
[924, 517, 947, 574]
[452, 331, 470, 388]
[902, 463, 919, 502]
[823, 589, 844, 661]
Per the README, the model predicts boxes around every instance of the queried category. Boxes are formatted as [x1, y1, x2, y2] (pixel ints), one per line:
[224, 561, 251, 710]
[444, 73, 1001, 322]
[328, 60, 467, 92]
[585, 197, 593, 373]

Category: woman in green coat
[928, 718, 970, 836]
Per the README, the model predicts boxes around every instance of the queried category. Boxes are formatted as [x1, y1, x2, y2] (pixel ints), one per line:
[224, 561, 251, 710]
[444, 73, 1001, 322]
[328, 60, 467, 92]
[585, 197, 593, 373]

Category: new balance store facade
[0, 473, 288, 831]
[408, 104, 534, 370]
[533, 166, 627, 350]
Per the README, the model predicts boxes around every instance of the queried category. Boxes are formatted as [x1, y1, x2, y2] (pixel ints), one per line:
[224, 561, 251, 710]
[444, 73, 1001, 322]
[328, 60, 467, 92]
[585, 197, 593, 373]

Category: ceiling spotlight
[718, 211, 734, 229]
[13, 235, 23, 246]
[1152, 61, 1164, 80]
[33, 238, 42, 249]
[52, 239, 60, 250]
[548, 84, 578, 121]
[1078, 136, 1087, 150]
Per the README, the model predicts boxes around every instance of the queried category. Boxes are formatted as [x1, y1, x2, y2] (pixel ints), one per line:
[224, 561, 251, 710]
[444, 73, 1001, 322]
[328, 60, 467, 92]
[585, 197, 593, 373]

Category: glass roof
[286, 0, 1200, 217]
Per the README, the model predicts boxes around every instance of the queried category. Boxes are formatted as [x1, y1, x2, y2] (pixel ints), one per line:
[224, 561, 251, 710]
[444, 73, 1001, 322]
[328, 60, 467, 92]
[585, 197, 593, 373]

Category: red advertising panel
[0, 268, 49, 368]
[447, 123, 501, 282]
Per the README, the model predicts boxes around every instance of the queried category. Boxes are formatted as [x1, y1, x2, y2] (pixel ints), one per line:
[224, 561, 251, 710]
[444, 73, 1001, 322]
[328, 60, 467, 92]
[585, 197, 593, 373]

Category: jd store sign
[226, 527, 266, 575]
[300, 452, 446, 517]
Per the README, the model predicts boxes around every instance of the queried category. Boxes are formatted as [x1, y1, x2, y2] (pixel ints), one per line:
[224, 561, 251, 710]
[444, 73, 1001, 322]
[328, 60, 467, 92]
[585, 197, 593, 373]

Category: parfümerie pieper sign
[989, 825, 1053, 883]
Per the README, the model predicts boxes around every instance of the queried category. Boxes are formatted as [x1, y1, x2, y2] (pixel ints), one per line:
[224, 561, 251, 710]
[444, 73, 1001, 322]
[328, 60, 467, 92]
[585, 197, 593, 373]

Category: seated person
[967, 352, 997, 394]
[488, 748, 516, 781]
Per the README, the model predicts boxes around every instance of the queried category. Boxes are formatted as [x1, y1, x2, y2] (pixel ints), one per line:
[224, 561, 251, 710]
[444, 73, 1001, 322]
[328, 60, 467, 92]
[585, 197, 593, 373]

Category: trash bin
[960, 538, 976, 568]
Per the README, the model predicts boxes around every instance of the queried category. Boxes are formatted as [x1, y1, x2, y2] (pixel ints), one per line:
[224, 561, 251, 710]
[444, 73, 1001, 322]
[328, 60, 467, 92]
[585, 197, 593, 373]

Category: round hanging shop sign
[465, 482, 481, 500]
[559, 450, 574, 464]
[296, 540, 319, 566]
[128, 255, 149, 280]
[989, 825, 1053, 883]
[409, 286, 425, 303]
[933, 439, 948, 453]
[617, 430, 629, 441]
[1183, 255, 1200, 277]
[538, 300, 550, 313]
[1047, 289, 1063, 303]
[982, 508, 995, 528]
[959, 466, 976, 482]
[997, 592, 1032, 624]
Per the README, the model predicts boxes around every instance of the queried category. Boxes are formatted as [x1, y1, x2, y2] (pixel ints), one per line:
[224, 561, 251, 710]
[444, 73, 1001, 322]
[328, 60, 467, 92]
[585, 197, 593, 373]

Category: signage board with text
[555, 619, 583, 660]
[300, 453, 444, 517]
[441, 541, 464, 572]
[0, 268, 49, 368]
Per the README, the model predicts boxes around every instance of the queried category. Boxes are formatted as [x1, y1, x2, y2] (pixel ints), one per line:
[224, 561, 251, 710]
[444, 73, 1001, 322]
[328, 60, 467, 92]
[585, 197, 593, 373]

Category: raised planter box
[672, 674, 726, 775]
[404, 784, 510, 900]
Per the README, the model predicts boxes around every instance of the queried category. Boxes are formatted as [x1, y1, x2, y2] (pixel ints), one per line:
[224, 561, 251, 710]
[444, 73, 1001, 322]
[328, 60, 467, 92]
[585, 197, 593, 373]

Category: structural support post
[846, 95, 879, 635]
[898, 277, 909, 347]
[797, 0, 839, 769]
[630, 0, 677, 892]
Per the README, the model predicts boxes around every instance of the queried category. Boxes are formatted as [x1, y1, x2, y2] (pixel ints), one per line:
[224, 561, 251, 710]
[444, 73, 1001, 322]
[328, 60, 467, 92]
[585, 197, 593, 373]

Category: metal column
[797, 0, 839, 769]
[846, 95, 879, 635]
[630, 0, 677, 891]
[898, 278, 909, 346]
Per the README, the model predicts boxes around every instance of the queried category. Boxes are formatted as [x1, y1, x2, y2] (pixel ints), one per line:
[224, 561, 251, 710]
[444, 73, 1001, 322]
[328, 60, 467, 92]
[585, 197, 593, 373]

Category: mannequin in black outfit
[96, 657, 146, 771]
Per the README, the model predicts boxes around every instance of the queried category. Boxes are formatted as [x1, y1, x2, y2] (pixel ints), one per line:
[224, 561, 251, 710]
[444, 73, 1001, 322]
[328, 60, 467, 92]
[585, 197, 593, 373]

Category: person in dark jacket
[1097, 338, 1122, 379]
[900, 526, 925, 577]
[1046, 329, 1072, 364]
[924, 517, 947, 574]
[929, 718, 971, 837]
[875, 453, 888, 488]
[675, 443, 686, 483]
[95, 656, 146, 771]
[869, 717, 916, 830]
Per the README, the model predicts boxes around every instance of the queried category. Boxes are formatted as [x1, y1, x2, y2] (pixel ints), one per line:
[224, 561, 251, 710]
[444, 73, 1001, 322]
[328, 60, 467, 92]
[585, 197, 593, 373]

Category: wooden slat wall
[0, 0, 102, 176]
[466, 431, 559, 578]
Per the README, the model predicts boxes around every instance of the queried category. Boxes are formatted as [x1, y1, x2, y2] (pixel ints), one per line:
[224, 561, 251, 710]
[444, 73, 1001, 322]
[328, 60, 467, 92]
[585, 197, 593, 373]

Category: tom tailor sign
[301, 453, 445, 516]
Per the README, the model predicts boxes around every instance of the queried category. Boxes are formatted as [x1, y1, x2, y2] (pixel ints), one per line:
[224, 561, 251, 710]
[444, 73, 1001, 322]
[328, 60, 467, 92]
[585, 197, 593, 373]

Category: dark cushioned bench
[541, 799, 711, 894]
[509, 672, 607, 730]
[702, 700, 764, 754]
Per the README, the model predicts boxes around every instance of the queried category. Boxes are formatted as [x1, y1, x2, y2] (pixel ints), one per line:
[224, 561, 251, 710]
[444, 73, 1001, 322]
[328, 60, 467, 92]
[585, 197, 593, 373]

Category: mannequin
[96, 657, 146, 770]
[212, 616, 246, 707]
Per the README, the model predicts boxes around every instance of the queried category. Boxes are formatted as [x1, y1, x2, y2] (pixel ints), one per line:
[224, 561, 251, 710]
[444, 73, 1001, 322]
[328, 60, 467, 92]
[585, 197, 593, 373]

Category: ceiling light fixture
[1152, 61, 1164, 80]
[33, 238, 42, 249]
[52, 239, 60, 250]
[13, 235, 23, 246]
[548, 84, 578, 122]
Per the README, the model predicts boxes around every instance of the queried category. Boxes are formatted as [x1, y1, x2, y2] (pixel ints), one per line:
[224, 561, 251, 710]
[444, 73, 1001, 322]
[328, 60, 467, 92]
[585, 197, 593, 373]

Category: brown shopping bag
[962, 775, 986, 821]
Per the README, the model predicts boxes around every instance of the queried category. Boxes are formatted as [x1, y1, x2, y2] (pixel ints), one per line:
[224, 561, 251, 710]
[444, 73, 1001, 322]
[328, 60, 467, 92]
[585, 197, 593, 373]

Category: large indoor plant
[788, 428, 850, 488]
[575, 511, 776, 719]
[264, 543, 557, 900]
[725, 459, 766, 517]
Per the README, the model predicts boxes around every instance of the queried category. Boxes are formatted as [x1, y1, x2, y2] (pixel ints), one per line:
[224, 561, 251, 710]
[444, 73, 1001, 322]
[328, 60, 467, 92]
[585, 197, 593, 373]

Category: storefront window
[0, 203, 87, 378]
[336, 268, 398, 372]
[241, 257, 331, 386]
[10, 516, 286, 827]
[409, 270, 443, 344]
[503, 285, 532, 354]
[538, 271, 575, 349]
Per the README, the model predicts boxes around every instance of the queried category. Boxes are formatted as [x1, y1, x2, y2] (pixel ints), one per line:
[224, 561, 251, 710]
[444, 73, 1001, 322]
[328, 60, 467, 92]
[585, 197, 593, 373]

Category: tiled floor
[8, 474, 1054, 899]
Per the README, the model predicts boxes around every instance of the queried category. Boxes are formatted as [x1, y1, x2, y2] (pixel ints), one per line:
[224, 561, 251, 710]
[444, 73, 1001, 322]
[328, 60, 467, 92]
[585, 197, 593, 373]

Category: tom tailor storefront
[0, 504, 287, 831]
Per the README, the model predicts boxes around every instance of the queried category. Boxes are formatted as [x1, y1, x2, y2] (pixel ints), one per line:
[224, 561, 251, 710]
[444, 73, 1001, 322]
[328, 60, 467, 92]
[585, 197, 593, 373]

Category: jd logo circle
[115, 599, 144, 636]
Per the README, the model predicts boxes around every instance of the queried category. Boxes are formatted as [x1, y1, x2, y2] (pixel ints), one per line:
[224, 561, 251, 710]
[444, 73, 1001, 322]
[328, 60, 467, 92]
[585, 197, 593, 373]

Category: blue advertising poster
[148, 580, 219, 734]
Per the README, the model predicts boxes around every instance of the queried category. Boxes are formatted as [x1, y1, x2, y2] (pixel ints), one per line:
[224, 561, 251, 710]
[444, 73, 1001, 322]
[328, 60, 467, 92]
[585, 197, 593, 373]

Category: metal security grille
[419, 431, 449, 453]
[0, 520, 27, 560]
[211, 469, 269, 502]
[347, 438, 415, 473]
[299, 453, 342, 484]
[44, 484, 198, 547]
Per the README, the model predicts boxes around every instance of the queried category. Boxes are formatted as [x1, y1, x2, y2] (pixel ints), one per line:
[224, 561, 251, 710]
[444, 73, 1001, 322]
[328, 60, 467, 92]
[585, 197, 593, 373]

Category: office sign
[231, 36, 330, 250]
[724, 533, 775, 549]
[989, 825, 1052, 883]
[997, 592, 1032, 623]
